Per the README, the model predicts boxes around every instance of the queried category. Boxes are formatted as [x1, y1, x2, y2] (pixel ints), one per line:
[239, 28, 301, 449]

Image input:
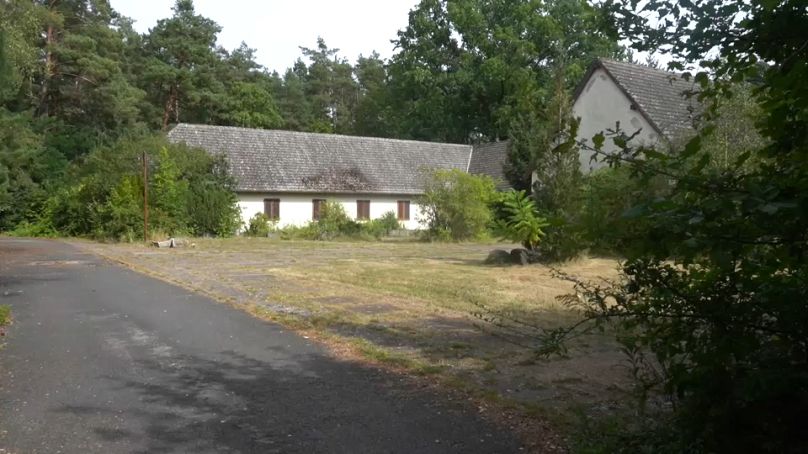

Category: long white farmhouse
[167, 124, 510, 229]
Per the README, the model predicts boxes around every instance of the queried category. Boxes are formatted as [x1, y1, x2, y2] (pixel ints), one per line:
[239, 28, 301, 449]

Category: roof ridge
[167, 122, 477, 194]
[597, 58, 685, 78]
[172, 123, 473, 150]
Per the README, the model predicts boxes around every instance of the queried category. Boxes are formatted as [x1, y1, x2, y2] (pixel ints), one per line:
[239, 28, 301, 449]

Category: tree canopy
[536, 1, 808, 451]
[0, 0, 623, 233]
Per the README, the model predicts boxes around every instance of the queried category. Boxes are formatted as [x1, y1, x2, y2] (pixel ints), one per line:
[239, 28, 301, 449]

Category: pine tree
[353, 52, 392, 137]
[35, 0, 143, 135]
[299, 38, 358, 134]
[142, 0, 222, 129]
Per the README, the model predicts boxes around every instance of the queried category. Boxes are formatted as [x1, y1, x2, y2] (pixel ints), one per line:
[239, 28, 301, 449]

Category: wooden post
[143, 151, 149, 242]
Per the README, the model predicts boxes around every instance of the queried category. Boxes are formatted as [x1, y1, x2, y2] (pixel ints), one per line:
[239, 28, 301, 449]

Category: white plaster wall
[573, 68, 662, 173]
[237, 193, 426, 230]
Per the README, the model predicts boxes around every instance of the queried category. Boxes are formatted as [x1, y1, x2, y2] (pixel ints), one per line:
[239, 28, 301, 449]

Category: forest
[0, 0, 622, 236]
[2, 0, 807, 452]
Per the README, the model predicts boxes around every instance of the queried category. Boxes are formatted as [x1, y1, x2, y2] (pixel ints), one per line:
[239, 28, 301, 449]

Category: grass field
[82, 237, 630, 436]
[0, 304, 10, 326]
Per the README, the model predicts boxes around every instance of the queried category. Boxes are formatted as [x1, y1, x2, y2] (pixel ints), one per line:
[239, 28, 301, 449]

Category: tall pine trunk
[38, 16, 56, 117]
[162, 84, 179, 130]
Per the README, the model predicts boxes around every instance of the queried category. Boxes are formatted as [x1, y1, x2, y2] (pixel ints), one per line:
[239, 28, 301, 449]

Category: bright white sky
[109, 0, 420, 74]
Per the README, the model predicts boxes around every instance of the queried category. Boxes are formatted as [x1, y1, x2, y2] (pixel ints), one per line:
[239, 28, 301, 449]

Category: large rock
[485, 249, 512, 265]
[510, 248, 530, 266]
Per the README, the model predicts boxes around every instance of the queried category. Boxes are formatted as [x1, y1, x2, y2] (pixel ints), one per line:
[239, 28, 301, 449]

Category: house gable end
[573, 60, 665, 140]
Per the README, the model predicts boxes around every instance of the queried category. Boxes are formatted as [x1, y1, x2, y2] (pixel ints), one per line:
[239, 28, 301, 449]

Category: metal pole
[143, 151, 149, 242]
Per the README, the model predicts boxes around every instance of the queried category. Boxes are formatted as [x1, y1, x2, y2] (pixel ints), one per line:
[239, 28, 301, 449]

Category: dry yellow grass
[79, 237, 631, 429]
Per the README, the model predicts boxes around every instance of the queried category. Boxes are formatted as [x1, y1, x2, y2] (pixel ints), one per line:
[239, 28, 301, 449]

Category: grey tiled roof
[469, 141, 512, 190]
[577, 59, 700, 142]
[167, 124, 473, 194]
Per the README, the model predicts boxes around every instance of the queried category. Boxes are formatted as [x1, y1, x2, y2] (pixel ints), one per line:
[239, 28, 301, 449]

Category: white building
[167, 124, 510, 229]
[572, 59, 699, 173]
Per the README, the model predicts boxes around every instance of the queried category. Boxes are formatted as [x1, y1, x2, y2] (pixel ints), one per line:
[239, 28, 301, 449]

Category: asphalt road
[0, 238, 521, 453]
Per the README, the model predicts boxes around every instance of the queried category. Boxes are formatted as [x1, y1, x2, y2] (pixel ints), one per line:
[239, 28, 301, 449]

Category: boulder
[485, 249, 512, 265]
[510, 248, 530, 266]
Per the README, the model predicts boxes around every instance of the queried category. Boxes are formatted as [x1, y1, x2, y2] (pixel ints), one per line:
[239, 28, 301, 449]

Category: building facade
[168, 124, 511, 230]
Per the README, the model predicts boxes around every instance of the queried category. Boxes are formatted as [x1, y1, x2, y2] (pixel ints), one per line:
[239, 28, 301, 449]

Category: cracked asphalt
[0, 238, 521, 453]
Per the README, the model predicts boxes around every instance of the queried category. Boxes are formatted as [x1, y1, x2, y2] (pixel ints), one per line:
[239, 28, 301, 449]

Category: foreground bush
[278, 203, 400, 241]
[536, 2, 808, 452]
[245, 213, 275, 237]
[491, 190, 548, 250]
[308, 201, 361, 240]
[419, 169, 497, 241]
[40, 134, 241, 240]
[360, 211, 401, 239]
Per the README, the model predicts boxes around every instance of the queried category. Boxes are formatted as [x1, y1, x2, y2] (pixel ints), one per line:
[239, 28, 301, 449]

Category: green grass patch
[350, 338, 413, 368]
[0, 304, 11, 326]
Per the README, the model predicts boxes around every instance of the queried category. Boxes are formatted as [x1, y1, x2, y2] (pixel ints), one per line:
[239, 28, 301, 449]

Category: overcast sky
[109, 0, 420, 74]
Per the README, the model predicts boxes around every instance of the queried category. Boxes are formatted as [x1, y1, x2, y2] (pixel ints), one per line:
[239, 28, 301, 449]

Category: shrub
[419, 169, 497, 241]
[534, 216, 585, 262]
[361, 211, 400, 239]
[102, 175, 144, 241]
[40, 134, 240, 240]
[277, 207, 401, 241]
[184, 154, 242, 237]
[150, 146, 188, 236]
[277, 224, 314, 240]
[491, 190, 549, 250]
[376, 210, 401, 233]
[541, 2, 808, 445]
[246, 213, 274, 237]
[576, 167, 665, 255]
[310, 201, 360, 240]
[277, 201, 364, 241]
[7, 220, 56, 238]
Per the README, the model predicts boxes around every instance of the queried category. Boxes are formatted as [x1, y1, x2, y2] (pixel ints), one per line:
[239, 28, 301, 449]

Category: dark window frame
[397, 200, 410, 221]
[263, 198, 280, 221]
[356, 200, 371, 220]
[312, 199, 326, 221]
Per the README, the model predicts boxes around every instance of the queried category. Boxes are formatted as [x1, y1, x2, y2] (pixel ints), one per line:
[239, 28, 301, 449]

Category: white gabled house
[572, 58, 700, 173]
[167, 124, 511, 230]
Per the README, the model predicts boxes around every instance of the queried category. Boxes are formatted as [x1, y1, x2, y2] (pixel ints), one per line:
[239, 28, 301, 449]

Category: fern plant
[492, 190, 549, 250]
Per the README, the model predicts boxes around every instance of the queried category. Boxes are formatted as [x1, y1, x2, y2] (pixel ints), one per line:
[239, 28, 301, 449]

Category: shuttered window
[356, 200, 370, 220]
[312, 199, 325, 221]
[263, 199, 280, 221]
[397, 200, 410, 221]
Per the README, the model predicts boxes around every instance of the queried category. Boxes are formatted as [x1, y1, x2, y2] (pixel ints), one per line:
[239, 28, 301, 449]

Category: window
[397, 200, 410, 221]
[263, 199, 280, 221]
[356, 200, 370, 220]
[312, 199, 325, 220]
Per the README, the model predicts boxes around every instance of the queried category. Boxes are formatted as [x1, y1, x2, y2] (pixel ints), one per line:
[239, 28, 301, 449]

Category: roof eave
[572, 59, 604, 105]
[235, 189, 425, 196]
